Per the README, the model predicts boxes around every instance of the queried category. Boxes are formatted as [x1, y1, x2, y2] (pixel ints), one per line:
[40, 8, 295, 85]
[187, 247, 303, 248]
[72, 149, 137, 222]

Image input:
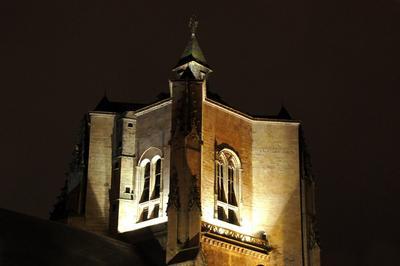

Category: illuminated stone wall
[201, 101, 253, 234]
[82, 112, 115, 234]
[202, 240, 269, 266]
[201, 99, 303, 265]
[115, 103, 172, 233]
[67, 94, 312, 265]
[252, 121, 302, 265]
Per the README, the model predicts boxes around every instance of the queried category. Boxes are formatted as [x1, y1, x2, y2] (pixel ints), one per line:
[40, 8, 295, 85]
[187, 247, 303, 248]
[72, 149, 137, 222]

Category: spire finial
[189, 15, 198, 36]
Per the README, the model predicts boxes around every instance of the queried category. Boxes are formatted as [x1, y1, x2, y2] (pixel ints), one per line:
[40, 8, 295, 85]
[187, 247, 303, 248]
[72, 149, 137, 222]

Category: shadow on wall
[82, 182, 110, 234]
[269, 189, 302, 266]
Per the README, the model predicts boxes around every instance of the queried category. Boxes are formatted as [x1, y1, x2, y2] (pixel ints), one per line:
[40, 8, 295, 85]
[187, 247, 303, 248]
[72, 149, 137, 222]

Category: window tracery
[215, 148, 241, 226]
[137, 149, 163, 223]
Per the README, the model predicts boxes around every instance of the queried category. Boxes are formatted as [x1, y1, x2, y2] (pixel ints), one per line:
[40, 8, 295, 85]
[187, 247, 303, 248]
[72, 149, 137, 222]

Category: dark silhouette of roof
[94, 93, 171, 113]
[94, 95, 148, 112]
[0, 208, 147, 266]
[119, 223, 167, 266]
[94, 92, 295, 122]
[168, 247, 199, 265]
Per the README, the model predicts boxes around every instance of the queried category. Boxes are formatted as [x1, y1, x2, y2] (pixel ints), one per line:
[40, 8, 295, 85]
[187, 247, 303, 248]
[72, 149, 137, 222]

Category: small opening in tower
[128, 123, 133, 127]
[125, 187, 131, 193]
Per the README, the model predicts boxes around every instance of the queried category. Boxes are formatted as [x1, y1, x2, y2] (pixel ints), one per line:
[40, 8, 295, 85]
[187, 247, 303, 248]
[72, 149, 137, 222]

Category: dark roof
[206, 90, 229, 106]
[94, 93, 171, 113]
[94, 95, 148, 112]
[0, 208, 147, 266]
[94, 92, 294, 121]
[168, 247, 199, 265]
[205, 92, 295, 121]
[119, 223, 167, 266]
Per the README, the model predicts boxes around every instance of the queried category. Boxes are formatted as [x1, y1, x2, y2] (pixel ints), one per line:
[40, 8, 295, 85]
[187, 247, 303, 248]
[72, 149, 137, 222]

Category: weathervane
[189, 15, 198, 36]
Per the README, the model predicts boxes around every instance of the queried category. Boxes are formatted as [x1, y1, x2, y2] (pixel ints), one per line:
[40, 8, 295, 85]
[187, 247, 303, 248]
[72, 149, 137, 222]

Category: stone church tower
[53, 19, 320, 266]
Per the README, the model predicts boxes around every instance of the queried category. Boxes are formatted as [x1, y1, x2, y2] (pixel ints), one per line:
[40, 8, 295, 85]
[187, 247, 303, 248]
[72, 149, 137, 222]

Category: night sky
[1, 0, 400, 265]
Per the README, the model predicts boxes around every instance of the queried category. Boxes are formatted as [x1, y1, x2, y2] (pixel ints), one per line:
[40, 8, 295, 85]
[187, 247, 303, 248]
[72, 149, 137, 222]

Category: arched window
[151, 159, 161, 199]
[215, 148, 241, 226]
[140, 162, 150, 203]
[227, 163, 237, 206]
[216, 162, 226, 202]
[137, 148, 163, 223]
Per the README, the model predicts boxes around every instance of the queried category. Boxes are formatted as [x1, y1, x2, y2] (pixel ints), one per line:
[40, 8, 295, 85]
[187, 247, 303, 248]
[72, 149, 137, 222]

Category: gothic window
[216, 162, 226, 202]
[137, 149, 163, 223]
[151, 159, 161, 199]
[227, 165, 237, 206]
[215, 148, 241, 226]
[139, 162, 150, 203]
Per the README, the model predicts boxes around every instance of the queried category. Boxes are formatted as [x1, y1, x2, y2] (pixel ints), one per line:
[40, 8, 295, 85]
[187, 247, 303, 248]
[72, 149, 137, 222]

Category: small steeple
[172, 16, 212, 80]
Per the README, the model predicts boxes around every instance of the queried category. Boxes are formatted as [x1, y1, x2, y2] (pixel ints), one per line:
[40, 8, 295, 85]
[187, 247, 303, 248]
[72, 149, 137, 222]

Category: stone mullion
[149, 160, 155, 201]
[237, 167, 243, 224]
[158, 157, 164, 217]
[135, 165, 143, 220]
[223, 163, 229, 217]
[214, 162, 218, 219]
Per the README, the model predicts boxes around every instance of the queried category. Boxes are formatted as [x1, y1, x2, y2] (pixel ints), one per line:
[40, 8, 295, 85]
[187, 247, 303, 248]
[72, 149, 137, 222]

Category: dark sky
[1, 0, 400, 265]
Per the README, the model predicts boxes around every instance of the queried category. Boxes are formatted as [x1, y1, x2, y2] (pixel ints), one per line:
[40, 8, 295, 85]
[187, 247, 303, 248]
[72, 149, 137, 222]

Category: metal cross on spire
[189, 15, 198, 36]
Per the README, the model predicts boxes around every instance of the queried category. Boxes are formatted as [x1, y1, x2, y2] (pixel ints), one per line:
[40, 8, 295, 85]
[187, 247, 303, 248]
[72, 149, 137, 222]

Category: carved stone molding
[201, 235, 269, 259]
[167, 167, 180, 211]
[201, 222, 272, 256]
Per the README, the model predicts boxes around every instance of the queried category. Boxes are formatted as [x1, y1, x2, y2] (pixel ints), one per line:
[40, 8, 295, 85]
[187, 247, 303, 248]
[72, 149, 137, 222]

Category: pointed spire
[172, 16, 212, 80]
[178, 16, 207, 66]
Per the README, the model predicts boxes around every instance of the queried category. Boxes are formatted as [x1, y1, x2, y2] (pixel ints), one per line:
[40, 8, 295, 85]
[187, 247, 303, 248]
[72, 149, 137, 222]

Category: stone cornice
[201, 222, 272, 256]
[201, 235, 269, 259]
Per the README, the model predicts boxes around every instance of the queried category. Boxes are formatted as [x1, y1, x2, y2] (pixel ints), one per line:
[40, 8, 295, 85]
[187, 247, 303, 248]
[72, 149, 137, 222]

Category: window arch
[139, 162, 150, 203]
[137, 148, 163, 223]
[215, 148, 241, 226]
[151, 158, 161, 200]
